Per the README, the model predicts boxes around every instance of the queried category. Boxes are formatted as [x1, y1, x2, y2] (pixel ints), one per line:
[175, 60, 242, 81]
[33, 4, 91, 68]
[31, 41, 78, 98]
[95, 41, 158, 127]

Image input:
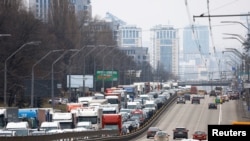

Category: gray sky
[91, 0, 250, 53]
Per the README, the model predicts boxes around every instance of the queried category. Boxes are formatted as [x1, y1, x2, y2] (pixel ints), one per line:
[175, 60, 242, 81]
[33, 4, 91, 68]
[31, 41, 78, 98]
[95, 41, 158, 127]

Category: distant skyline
[91, 0, 250, 53]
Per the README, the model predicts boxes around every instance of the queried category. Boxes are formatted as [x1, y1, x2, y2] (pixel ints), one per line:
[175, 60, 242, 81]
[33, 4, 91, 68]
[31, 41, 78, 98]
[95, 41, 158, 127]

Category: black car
[208, 103, 217, 109]
[184, 93, 191, 101]
[191, 96, 200, 104]
[209, 90, 217, 96]
[177, 96, 186, 104]
[173, 127, 189, 139]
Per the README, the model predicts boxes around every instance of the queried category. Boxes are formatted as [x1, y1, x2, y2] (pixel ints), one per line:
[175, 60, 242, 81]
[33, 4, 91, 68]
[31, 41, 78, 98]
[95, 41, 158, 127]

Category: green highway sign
[96, 70, 118, 81]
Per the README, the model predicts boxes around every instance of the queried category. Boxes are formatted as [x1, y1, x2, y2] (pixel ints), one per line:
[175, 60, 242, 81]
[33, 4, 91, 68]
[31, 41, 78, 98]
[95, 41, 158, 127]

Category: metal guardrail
[0, 93, 177, 141]
[0, 128, 119, 141]
[178, 80, 231, 86]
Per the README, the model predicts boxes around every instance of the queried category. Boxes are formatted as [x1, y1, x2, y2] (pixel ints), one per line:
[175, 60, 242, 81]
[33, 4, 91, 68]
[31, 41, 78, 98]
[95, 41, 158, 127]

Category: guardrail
[0, 130, 119, 141]
[178, 80, 231, 86]
[0, 93, 177, 141]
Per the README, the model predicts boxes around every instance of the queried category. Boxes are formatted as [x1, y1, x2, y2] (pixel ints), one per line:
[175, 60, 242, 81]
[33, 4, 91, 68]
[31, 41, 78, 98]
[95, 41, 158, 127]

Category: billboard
[96, 70, 118, 81]
[67, 75, 93, 88]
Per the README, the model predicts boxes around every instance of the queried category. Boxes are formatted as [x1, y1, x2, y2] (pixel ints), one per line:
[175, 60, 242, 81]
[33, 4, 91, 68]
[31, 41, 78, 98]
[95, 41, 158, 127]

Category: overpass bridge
[177, 80, 232, 86]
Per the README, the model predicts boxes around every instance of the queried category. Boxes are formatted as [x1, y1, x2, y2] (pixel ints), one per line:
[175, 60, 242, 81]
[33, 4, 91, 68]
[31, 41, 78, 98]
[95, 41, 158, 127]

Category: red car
[193, 131, 207, 140]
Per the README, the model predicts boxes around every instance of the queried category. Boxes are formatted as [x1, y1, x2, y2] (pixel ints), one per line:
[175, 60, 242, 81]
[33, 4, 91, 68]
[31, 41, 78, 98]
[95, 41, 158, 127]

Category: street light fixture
[31, 49, 63, 107]
[4, 41, 41, 106]
[223, 33, 247, 43]
[221, 21, 249, 31]
[51, 49, 79, 108]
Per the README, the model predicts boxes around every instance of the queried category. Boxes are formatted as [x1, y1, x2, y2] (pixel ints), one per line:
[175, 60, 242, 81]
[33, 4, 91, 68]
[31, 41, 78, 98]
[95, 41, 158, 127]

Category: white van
[40, 121, 61, 132]
[6, 121, 30, 136]
[76, 121, 93, 130]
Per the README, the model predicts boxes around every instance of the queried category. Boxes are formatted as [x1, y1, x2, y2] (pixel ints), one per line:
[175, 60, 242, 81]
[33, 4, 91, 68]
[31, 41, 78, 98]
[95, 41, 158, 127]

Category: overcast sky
[91, 0, 250, 53]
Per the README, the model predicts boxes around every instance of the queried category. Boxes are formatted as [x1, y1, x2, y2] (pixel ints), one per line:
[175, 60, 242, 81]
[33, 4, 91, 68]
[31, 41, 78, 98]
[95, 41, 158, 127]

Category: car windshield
[156, 131, 167, 136]
[195, 131, 205, 134]
[176, 128, 186, 131]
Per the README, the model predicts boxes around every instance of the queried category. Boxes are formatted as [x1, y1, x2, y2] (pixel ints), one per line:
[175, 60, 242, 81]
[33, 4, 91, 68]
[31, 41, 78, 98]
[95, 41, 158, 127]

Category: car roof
[148, 127, 160, 131]
[194, 131, 206, 134]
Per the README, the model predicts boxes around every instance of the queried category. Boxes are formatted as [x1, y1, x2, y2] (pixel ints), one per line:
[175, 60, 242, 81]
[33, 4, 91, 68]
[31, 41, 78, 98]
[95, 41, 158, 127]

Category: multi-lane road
[133, 95, 245, 141]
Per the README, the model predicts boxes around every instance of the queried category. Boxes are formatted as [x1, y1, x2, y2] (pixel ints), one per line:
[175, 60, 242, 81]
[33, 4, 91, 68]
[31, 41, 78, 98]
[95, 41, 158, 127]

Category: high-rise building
[105, 12, 126, 45]
[118, 25, 142, 48]
[22, 0, 91, 22]
[149, 25, 179, 76]
[183, 25, 209, 61]
[181, 25, 209, 80]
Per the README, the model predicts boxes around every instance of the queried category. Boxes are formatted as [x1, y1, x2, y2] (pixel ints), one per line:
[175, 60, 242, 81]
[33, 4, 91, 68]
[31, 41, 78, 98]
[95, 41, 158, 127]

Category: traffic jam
[0, 82, 176, 138]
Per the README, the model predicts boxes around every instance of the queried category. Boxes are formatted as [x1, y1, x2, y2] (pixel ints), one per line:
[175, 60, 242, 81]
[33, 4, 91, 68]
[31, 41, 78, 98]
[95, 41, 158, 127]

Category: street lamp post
[111, 51, 123, 87]
[4, 41, 41, 106]
[51, 49, 78, 108]
[67, 46, 88, 101]
[31, 49, 63, 107]
[82, 46, 96, 95]
[93, 46, 107, 91]
[102, 47, 116, 90]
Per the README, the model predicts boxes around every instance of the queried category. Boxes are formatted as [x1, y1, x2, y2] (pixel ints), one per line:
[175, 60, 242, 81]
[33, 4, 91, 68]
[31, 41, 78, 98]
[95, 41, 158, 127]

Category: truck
[6, 121, 30, 136]
[119, 85, 138, 99]
[18, 108, 39, 129]
[39, 121, 61, 132]
[89, 99, 108, 107]
[0, 107, 18, 129]
[105, 94, 121, 110]
[78, 96, 94, 107]
[100, 103, 119, 114]
[52, 112, 75, 130]
[102, 114, 122, 135]
[130, 109, 146, 126]
[74, 107, 103, 130]
[66, 103, 82, 112]
[190, 86, 198, 94]
[127, 101, 141, 110]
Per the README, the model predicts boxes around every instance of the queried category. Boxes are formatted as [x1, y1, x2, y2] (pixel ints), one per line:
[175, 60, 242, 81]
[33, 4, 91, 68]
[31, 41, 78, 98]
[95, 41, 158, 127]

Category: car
[181, 139, 200, 141]
[191, 96, 200, 104]
[154, 130, 170, 141]
[192, 130, 207, 140]
[208, 103, 217, 109]
[177, 96, 186, 104]
[184, 93, 191, 101]
[221, 94, 229, 102]
[173, 127, 189, 139]
[147, 127, 161, 138]
[209, 90, 216, 96]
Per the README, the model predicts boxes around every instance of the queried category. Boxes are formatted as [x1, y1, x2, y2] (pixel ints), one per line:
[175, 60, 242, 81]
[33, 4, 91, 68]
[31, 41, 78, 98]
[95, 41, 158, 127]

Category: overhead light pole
[102, 47, 116, 90]
[221, 21, 249, 32]
[51, 49, 79, 108]
[4, 41, 41, 106]
[93, 46, 107, 92]
[31, 49, 63, 107]
[82, 45, 96, 96]
[111, 51, 123, 87]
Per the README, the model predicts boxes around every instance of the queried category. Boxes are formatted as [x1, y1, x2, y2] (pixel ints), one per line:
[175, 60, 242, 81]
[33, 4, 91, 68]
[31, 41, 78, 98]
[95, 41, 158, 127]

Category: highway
[133, 95, 242, 141]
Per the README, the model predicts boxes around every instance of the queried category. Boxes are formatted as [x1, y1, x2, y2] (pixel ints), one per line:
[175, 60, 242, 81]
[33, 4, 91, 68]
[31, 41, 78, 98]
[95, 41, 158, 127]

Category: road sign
[96, 70, 118, 81]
